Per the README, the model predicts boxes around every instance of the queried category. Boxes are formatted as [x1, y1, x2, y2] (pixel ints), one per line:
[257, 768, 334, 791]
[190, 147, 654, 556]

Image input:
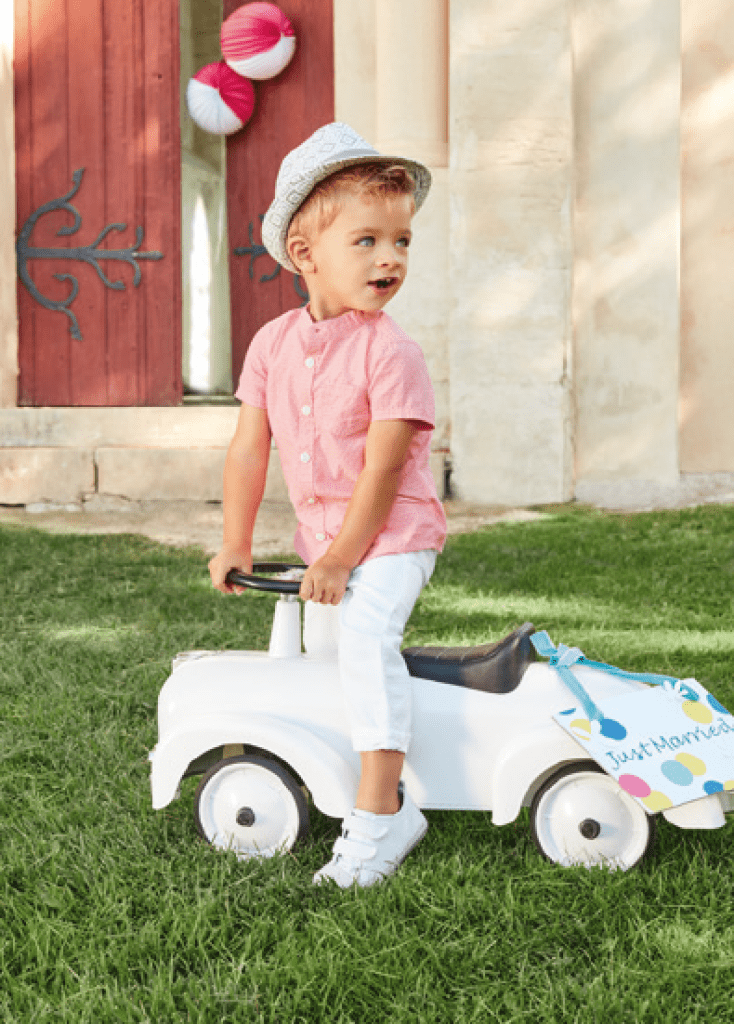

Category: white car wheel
[529, 761, 656, 871]
[194, 755, 309, 860]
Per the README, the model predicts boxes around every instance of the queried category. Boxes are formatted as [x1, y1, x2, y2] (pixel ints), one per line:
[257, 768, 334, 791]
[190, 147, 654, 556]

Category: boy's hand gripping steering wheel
[225, 563, 306, 595]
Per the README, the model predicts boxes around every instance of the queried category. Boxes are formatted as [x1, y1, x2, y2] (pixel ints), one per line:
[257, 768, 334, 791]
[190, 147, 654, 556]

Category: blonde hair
[287, 161, 416, 247]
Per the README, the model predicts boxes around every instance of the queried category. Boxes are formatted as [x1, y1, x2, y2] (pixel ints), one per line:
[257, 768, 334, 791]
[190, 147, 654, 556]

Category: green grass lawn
[1, 506, 733, 1023]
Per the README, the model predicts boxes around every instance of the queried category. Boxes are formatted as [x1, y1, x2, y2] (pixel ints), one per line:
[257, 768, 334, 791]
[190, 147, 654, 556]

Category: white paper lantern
[186, 61, 256, 136]
[221, 2, 296, 81]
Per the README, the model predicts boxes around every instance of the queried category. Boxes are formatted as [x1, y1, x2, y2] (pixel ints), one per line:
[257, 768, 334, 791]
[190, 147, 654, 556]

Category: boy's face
[295, 191, 414, 321]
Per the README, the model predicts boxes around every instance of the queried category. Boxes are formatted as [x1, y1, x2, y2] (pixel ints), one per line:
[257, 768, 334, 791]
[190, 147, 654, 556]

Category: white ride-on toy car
[149, 564, 732, 871]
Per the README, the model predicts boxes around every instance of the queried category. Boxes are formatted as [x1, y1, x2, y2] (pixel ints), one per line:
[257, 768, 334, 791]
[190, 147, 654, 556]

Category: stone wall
[334, 0, 451, 451]
[2, 0, 734, 511]
[573, 0, 681, 507]
[448, 0, 574, 505]
[680, 0, 734, 474]
[0, 408, 241, 507]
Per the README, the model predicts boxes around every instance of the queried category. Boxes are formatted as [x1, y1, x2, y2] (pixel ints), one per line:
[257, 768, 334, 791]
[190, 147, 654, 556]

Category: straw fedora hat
[262, 122, 431, 273]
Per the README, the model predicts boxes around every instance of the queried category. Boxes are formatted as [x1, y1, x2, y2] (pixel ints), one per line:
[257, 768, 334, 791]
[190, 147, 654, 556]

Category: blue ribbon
[530, 630, 680, 725]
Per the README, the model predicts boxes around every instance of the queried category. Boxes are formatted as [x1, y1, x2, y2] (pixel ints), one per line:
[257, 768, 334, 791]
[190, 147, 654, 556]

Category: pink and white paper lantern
[186, 61, 256, 136]
[221, 2, 296, 81]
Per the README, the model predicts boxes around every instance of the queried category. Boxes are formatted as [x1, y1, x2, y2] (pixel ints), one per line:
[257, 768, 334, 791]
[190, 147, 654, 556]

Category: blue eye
[397, 237, 411, 248]
[356, 236, 374, 247]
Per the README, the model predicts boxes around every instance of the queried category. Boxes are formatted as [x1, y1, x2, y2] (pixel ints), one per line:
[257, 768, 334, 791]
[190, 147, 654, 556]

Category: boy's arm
[209, 403, 272, 594]
[299, 419, 420, 604]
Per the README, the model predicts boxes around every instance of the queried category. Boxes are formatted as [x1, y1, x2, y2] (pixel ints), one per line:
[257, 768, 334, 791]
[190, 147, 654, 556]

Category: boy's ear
[287, 234, 315, 274]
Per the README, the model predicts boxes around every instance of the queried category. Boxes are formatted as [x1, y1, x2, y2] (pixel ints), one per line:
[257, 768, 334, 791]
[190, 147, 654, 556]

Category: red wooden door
[14, 0, 182, 406]
[225, 0, 334, 382]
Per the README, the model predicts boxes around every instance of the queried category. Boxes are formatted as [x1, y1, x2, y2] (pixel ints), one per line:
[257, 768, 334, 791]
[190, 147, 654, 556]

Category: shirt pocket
[315, 383, 370, 438]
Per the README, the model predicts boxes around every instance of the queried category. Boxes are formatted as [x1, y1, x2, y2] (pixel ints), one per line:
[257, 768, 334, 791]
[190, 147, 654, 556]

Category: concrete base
[1, 447, 95, 505]
[0, 407, 447, 507]
[575, 473, 734, 511]
[0, 406, 241, 448]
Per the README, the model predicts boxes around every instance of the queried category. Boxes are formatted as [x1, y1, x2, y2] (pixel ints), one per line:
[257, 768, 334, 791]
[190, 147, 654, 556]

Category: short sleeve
[235, 326, 268, 408]
[367, 339, 435, 430]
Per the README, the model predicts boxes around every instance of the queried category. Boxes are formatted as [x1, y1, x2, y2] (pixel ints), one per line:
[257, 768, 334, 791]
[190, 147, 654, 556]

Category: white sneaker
[313, 783, 428, 888]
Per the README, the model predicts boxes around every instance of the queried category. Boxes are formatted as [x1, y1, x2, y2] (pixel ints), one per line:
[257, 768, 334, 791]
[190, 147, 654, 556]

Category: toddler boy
[209, 122, 447, 887]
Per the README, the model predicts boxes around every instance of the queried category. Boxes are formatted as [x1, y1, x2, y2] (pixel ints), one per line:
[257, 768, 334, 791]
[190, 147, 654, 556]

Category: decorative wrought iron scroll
[16, 168, 163, 341]
[233, 215, 308, 304]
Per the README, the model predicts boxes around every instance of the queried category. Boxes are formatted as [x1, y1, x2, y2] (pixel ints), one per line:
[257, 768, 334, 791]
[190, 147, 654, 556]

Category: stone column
[679, 0, 734, 474]
[373, 0, 450, 448]
[374, 0, 448, 168]
[573, 0, 681, 506]
[449, 0, 574, 504]
[333, 0, 377, 143]
[335, 0, 451, 451]
[0, 0, 17, 409]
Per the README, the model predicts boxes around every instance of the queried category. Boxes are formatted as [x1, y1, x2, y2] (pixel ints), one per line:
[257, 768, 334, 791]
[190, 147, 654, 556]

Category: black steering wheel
[225, 562, 306, 594]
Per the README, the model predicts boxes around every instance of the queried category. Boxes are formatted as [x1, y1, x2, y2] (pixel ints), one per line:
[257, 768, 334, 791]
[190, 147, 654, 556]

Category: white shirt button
[315, 533, 326, 542]
[300, 452, 310, 463]
[307, 497, 316, 504]
[302, 405, 311, 416]
[304, 357, 314, 368]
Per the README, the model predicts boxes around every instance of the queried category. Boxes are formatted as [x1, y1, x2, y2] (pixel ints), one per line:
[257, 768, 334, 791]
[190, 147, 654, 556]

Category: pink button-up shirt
[236, 306, 447, 565]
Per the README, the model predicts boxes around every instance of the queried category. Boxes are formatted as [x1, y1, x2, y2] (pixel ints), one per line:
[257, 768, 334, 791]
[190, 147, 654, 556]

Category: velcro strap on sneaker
[343, 814, 389, 840]
[333, 835, 377, 862]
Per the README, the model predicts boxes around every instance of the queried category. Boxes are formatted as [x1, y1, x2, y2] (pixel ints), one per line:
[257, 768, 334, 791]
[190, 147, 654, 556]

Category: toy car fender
[662, 794, 727, 830]
[150, 713, 358, 817]
[489, 723, 591, 826]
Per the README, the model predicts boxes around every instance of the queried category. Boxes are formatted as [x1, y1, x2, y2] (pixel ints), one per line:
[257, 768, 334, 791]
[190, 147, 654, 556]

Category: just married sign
[530, 632, 734, 814]
[554, 676, 734, 812]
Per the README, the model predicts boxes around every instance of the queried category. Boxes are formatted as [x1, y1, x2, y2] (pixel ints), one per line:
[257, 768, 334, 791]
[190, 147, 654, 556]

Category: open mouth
[369, 277, 398, 292]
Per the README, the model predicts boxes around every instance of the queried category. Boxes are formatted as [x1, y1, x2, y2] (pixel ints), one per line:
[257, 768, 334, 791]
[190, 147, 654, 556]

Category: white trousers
[305, 550, 436, 753]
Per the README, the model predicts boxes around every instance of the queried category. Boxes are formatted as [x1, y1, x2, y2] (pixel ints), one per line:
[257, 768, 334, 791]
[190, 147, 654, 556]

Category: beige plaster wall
[0, 0, 16, 409]
[448, 0, 574, 505]
[679, 0, 734, 473]
[573, 0, 681, 504]
[334, 0, 376, 144]
[374, 0, 448, 168]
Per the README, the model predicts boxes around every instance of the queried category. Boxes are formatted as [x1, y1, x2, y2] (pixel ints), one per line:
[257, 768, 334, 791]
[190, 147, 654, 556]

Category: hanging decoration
[221, 2, 296, 80]
[186, 61, 256, 136]
[185, 3, 296, 137]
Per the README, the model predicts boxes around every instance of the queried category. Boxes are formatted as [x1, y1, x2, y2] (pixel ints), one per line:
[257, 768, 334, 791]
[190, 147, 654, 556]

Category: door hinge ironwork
[16, 168, 164, 341]
[233, 215, 308, 305]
